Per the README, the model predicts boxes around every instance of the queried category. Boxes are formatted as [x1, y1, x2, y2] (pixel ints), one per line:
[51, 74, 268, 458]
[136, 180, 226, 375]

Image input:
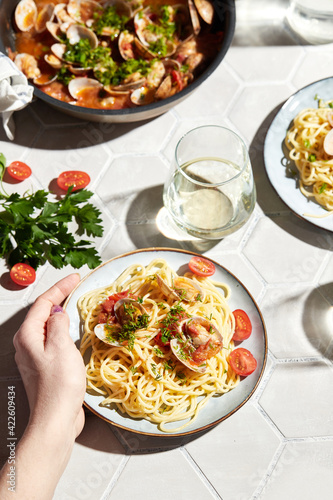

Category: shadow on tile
[0, 306, 28, 378]
[125, 185, 221, 254]
[78, 408, 215, 455]
[0, 100, 158, 150]
[303, 285, 333, 361]
[249, 101, 287, 213]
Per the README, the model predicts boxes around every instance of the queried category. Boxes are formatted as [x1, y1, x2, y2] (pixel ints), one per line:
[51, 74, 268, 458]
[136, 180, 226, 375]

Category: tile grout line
[180, 446, 223, 500]
[99, 455, 131, 500]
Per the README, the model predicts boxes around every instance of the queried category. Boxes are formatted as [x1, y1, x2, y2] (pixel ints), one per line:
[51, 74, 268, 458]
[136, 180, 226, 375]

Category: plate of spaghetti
[65, 248, 267, 436]
[264, 77, 333, 230]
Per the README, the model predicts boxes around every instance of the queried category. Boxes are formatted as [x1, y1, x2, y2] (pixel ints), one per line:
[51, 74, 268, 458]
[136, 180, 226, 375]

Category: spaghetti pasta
[285, 101, 333, 214]
[78, 258, 240, 432]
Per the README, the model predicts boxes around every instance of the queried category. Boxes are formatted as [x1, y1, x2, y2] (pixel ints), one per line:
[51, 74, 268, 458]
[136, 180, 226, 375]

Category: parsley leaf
[0, 168, 104, 270]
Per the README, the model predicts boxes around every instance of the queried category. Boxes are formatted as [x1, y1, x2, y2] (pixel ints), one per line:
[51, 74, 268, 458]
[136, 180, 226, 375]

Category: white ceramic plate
[264, 77, 333, 231]
[65, 248, 267, 436]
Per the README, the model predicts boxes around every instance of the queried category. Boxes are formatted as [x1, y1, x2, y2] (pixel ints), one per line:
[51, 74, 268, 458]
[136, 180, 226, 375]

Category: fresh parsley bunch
[0, 154, 103, 270]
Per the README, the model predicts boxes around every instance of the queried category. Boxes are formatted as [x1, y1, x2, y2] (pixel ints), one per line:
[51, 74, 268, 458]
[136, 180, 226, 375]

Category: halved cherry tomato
[189, 256, 215, 277]
[171, 70, 183, 91]
[10, 263, 36, 286]
[57, 171, 90, 191]
[98, 290, 137, 323]
[7, 161, 32, 181]
[229, 348, 257, 376]
[232, 309, 252, 341]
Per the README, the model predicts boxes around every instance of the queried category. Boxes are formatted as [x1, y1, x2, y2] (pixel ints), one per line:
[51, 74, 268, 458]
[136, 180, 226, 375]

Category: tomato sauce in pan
[13, 0, 223, 109]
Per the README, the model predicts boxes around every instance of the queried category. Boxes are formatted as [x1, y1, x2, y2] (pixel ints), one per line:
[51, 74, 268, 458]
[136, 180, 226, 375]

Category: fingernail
[51, 305, 64, 314]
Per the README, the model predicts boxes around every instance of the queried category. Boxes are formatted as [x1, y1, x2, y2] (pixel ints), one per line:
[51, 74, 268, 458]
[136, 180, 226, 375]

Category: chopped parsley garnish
[94, 57, 152, 86]
[92, 6, 129, 38]
[56, 66, 75, 86]
[159, 303, 187, 343]
[319, 183, 327, 193]
[107, 308, 150, 350]
[309, 154, 316, 162]
[163, 360, 174, 371]
[64, 39, 111, 69]
[154, 347, 164, 357]
[145, 5, 176, 56]
[304, 139, 310, 148]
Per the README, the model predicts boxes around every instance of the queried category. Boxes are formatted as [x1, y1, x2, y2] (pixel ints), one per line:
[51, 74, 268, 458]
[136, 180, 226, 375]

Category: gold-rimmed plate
[65, 248, 267, 437]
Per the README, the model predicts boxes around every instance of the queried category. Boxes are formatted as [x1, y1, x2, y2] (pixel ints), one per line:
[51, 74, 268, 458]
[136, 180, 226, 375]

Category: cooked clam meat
[170, 316, 223, 372]
[156, 274, 203, 302]
[94, 297, 149, 347]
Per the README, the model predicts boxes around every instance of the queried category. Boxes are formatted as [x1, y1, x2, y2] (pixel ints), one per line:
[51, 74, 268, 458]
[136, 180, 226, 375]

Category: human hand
[13, 273, 86, 439]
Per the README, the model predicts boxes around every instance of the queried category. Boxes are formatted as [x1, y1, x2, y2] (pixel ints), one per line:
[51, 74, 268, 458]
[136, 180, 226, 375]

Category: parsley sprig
[0, 155, 103, 270]
[106, 304, 150, 350]
[160, 302, 188, 344]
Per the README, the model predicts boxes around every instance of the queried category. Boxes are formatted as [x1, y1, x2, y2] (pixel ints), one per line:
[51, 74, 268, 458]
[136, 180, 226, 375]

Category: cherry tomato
[229, 348, 257, 376]
[57, 171, 90, 191]
[98, 291, 136, 323]
[7, 161, 32, 181]
[171, 70, 183, 90]
[232, 309, 252, 341]
[10, 263, 36, 286]
[188, 256, 215, 277]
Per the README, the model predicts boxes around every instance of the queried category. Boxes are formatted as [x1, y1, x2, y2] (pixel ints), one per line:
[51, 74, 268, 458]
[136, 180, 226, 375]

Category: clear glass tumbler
[287, 0, 333, 44]
[163, 125, 256, 239]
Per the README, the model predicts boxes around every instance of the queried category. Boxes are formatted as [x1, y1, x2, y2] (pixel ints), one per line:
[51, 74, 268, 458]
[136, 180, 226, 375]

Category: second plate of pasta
[264, 76, 333, 231]
[65, 248, 267, 436]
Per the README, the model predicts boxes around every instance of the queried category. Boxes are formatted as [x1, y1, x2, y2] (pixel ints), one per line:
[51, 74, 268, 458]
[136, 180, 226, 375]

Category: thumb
[45, 305, 71, 351]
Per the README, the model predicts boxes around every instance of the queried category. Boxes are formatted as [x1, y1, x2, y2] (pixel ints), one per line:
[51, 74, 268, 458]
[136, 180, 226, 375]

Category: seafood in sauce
[12, 0, 224, 110]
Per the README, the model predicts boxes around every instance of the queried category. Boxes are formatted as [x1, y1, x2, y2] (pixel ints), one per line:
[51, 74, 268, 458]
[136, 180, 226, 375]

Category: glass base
[160, 207, 252, 240]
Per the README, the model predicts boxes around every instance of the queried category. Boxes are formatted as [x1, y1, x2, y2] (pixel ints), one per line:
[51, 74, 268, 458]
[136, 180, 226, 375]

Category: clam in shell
[35, 3, 55, 33]
[66, 24, 98, 49]
[94, 322, 123, 347]
[15, 0, 37, 32]
[68, 77, 103, 99]
[170, 316, 223, 373]
[94, 298, 149, 347]
[156, 274, 204, 302]
[114, 298, 148, 324]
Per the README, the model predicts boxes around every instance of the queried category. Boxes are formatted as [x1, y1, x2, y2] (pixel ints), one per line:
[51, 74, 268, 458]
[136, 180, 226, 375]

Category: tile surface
[1, 2, 333, 500]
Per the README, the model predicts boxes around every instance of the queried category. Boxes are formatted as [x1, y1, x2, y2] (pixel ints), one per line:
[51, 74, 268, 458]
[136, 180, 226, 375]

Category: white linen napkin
[0, 52, 34, 140]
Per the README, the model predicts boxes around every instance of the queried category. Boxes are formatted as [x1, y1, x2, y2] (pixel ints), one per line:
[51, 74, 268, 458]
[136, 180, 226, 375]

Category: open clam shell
[66, 24, 98, 48]
[194, 0, 214, 25]
[68, 77, 103, 99]
[156, 274, 204, 302]
[46, 21, 64, 41]
[114, 298, 148, 324]
[118, 31, 135, 60]
[35, 3, 55, 33]
[54, 3, 74, 24]
[94, 322, 124, 347]
[67, 0, 103, 24]
[170, 316, 223, 373]
[15, 0, 37, 32]
[51, 42, 67, 61]
[130, 86, 155, 105]
[44, 53, 63, 69]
